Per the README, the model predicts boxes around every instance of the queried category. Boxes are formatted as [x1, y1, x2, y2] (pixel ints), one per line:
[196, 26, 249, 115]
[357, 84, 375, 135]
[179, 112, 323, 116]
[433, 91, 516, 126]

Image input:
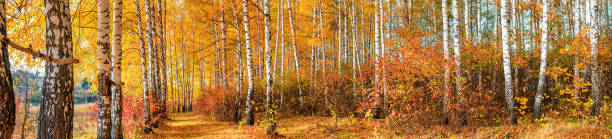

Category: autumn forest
[0, 0, 611, 138]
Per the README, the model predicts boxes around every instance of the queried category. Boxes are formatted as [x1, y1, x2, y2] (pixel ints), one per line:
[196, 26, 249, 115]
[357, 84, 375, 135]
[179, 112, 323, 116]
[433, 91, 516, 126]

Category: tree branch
[0, 35, 80, 64]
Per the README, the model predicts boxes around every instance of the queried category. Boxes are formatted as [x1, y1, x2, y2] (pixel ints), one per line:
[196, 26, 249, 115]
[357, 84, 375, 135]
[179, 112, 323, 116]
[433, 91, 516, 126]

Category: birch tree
[464, 0, 470, 40]
[441, 0, 450, 124]
[133, 0, 152, 134]
[242, 0, 256, 125]
[286, 0, 304, 111]
[144, 0, 160, 124]
[111, 0, 124, 137]
[37, 0, 76, 137]
[263, 0, 276, 134]
[96, 0, 113, 137]
[0, 0, 15, 137]
[337, 0, 342, 72]
[232, 2, 244, 123]
[156, 0, 168, 117]
[533, 0, 549, 121]
[588, 0, 602, 116]
[220, 0, 228, 88]
[501, 0, 517, 124]
[373, 0, 382, 118]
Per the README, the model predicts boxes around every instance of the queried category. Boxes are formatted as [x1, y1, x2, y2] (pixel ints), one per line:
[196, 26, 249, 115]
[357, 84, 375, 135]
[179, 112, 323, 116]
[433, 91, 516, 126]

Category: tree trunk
[242, 0, 256, 125]
[337, 0, 342, 72]
[111, 0, 124, 138]
[133, 0, 152, 134]
[373, 0, 382, 118]
[144, 0, 160, 126]
[220, 0, 228, 89]
[501, 0, 517, 125]
[20, 79, 30, 139]
[181, 44, 186, 112]
[96, 0, 113, 137]
[232, 2, 244, 123]
[350, 0, 358, 107]
[464, 0, 470, 41]
[156, 0, 168, 118]
[588, 0, 602, 116]
[0, 0, 15, 137]
[442, 0, 450, 124]
[263, 0, 276, 134]
[533, 0, 549, 121]
[38, 0, 75, 138]
[452, 0, 465, 124]
[310, 8, 317, 108]
[286, 0, 304, 113]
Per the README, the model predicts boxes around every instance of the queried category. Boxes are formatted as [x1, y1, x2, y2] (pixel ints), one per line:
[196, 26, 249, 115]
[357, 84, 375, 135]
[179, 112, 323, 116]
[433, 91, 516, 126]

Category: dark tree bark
[38, 0, 75, 138]
[0, 0, 15, 137]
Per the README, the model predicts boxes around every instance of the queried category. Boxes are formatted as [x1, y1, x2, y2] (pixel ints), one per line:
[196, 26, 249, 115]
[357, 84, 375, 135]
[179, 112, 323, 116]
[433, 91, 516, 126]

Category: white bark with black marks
[533, 0, 549, 121]
[501, 0, 517, 124]
[111, 0, 124, 138]
[243, 0, 256, 125]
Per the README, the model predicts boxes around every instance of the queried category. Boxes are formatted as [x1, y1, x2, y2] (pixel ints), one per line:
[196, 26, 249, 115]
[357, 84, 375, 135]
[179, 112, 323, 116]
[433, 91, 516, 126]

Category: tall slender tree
[133, 0, 152, 134]
[441, 0, 450, 124]
[286, 0, 304, 112]
[111, 0, 124, 138]
[533, 0, 549, 121]
[232, 1, 244, 123]
[220, 0, 228, 89]
[373, 0, 382, 118]
[144, 0, 160, 125]
[96, 0, 113, 137]
[501, 0, 517, 124]
[243, 0, 256, 125]
[263, 0, 276, 134]
[588, 0, 602, 116]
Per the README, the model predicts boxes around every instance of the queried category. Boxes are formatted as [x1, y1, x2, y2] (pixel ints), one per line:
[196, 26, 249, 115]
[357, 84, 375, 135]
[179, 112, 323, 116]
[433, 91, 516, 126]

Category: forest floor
[145, 113, 268, 139]
[141, 112, 611, 138]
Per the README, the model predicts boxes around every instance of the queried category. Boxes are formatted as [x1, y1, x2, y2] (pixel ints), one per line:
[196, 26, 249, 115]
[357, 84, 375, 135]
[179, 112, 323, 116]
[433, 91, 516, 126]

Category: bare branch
[0, 35, 80, 64]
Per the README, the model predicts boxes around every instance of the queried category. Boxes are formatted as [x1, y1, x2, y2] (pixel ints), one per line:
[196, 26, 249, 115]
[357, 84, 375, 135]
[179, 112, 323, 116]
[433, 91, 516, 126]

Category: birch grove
[0, 0, 609, 138]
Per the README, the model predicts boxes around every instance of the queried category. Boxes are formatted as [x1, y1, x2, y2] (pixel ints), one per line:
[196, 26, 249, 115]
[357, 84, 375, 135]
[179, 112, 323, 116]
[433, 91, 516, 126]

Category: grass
[13, 104, 611, 138]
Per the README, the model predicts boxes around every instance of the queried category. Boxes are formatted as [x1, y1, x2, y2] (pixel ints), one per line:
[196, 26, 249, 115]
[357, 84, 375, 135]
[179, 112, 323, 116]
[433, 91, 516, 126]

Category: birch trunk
[452, 0, 465, 124]
[96, 0, 113, 137]
[133, 0, 152, 133]
[343, 0, 349, 63]
[242, 0, 256, 125]
[220, 0, 228, 88]
[232, 3, 243, 123]
[263, 0, 276, 134]
[38, 0, 75, 137]
[111, 0, 124, 138]
[156, 0, 168, 118]
[337, 0, 342, 72]
[442, 0, 450, 124]
[501, 0, 517, 124]
[0, 0, 15, 137]
[533, 0, 549, 121]
[144, 0, 160, 125]
[373, 0, 382, 118]
[286, 0, 304, 112]
[464, 0, 470, 40]
[588, 0, 602, 116]
[310, 8, 317, 101]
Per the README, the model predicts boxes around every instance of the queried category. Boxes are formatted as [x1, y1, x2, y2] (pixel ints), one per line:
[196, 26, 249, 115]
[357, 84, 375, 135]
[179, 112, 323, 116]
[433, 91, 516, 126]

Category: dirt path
[148, 113, 268, 139]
